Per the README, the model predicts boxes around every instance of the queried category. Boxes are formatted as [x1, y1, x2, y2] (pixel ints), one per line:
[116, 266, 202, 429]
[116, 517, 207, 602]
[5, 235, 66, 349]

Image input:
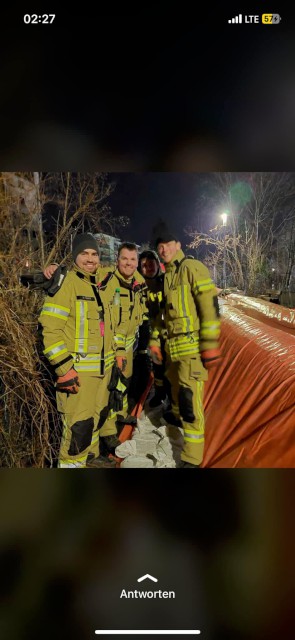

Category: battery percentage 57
[262, 14, 281, 23]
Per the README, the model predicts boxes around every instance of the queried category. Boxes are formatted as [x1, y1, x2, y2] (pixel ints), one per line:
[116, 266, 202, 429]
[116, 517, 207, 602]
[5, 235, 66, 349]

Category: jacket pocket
[87, 308, 103, 352]
[87, 308, 100, 335]
[189, 356, 207, 382]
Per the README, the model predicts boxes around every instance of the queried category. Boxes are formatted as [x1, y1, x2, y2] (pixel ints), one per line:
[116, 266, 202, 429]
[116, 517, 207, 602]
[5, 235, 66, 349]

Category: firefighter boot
[87, 434, 120, 467]
[86, 452, 117, 468]
[177, 460, 200, 468]
[99, 434, 121, 456]
[163, 410, 182, 428]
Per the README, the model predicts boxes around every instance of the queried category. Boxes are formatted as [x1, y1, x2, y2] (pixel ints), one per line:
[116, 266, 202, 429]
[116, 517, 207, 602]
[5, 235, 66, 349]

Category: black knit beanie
[72, 233, 100, 262]
[151, 220, 178, 248]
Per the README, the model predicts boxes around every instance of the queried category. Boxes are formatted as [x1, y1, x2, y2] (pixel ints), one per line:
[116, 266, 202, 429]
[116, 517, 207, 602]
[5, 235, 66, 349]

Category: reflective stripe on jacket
[39, 265, 116, 376]
[151, 250, 220, 361]
[98, 268, 149, 354]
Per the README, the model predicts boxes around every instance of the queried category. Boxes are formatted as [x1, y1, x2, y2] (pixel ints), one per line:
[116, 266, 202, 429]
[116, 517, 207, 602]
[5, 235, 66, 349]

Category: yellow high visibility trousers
[165, 354, 206, 466]
[57, 370, 112, 468]
[99, 349, 134, 438]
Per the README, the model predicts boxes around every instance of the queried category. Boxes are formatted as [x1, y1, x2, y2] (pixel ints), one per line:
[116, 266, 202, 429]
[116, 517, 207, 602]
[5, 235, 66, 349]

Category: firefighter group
[38, 220, 221, 468]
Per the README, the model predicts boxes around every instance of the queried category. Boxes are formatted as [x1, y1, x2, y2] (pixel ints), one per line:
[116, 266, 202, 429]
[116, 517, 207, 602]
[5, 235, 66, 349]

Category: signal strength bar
[228, 14, 242, 23]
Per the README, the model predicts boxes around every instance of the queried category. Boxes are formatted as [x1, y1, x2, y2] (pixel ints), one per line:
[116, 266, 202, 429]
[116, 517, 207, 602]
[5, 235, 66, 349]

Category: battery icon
[262, 13, 281, 23]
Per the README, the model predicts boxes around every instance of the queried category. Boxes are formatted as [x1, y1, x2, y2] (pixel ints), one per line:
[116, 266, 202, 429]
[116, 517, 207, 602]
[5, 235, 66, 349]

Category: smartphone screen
[0, 7, 294, 640]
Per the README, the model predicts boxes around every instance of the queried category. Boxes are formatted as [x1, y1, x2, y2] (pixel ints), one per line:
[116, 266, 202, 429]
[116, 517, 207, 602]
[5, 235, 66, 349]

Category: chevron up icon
[137, 574, 158, 583]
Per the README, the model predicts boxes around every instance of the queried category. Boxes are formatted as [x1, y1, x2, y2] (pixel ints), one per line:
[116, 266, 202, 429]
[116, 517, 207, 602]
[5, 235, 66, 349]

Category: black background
[1, 6, 295, 170]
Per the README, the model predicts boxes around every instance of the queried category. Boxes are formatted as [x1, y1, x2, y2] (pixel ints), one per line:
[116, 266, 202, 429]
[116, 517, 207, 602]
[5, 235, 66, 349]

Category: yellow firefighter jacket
[97, 267, 149, 357]
[150, 250, 220, 361]
[38, 264, 117, 377]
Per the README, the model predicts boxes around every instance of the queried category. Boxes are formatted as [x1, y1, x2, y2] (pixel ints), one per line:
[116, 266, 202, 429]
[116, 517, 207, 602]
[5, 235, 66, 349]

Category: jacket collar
[165, 249, 185, 272]
[114, 268, 134, 284]
[73, 263, 100, 283]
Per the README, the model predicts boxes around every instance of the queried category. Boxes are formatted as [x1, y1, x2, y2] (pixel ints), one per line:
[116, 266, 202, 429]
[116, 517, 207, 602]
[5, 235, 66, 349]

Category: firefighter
[98, 242, 149, 450]
[42, 242, 149, 460]
[150, 221, 221, 468]
[38, 233, 118, 468]
[137, 249, 168, 407]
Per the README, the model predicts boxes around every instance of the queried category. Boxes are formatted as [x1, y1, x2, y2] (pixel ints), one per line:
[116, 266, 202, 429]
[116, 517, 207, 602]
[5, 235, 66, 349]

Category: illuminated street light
[221, 212, 228, 226]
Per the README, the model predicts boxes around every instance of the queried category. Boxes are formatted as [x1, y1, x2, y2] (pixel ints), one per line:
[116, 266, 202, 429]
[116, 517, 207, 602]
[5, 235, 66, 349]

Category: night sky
[108, 173, 211, 250]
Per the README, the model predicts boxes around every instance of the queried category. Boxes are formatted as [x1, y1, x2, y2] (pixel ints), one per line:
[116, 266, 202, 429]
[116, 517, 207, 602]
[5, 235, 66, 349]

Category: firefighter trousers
[165, 354, 206, 465]
[99, 349, 134, 438]
[56, 370, 112, 468]
[153, 338, 167, 396]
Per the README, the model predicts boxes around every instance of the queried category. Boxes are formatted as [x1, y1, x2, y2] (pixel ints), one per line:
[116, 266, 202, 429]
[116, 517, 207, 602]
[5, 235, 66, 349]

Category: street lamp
[221, 213, 228, 227]
[221, 212, 228, 289]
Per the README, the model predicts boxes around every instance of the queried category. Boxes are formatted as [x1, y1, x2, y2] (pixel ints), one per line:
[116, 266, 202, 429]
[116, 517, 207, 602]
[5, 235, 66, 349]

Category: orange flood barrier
[202, 302, 295, 468]
[225, 293, 295, 336]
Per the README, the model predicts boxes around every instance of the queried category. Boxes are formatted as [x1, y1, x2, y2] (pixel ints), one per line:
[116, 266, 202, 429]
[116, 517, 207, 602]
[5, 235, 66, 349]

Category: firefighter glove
[108, 364, 128, 412]
[115, 353, 127, 372]
[201, 349, 222, 370]
[56, 368, 81, 393]
[149, 345, 163, 365]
